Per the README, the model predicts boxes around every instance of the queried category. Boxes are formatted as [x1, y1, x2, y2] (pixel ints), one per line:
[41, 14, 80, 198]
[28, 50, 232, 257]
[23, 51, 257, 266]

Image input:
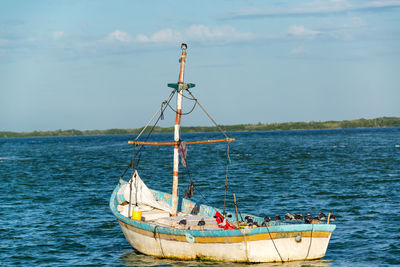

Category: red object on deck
[214, 211, 234, 230]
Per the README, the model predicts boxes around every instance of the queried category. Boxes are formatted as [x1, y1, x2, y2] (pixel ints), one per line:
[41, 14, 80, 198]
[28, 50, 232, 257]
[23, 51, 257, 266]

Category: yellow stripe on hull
[118, 220, 333, 262]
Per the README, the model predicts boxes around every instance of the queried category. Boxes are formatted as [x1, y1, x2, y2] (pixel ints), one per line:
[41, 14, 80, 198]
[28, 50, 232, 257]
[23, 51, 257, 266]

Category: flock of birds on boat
[254, 211, 335, 227]
[177, 212, 335, 229]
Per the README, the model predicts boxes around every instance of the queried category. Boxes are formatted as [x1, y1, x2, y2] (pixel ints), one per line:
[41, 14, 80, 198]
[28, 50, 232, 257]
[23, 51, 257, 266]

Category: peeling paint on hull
[118, 220, 333, 262]
[110, 179, 336, 263]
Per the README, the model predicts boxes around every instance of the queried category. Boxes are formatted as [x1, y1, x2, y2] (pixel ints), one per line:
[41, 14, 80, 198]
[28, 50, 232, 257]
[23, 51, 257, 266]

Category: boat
[110, 44, 336, 263]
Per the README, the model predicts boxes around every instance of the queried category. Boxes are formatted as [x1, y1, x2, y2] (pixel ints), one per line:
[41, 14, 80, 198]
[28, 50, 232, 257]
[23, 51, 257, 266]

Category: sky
[1, 0, 399, 132]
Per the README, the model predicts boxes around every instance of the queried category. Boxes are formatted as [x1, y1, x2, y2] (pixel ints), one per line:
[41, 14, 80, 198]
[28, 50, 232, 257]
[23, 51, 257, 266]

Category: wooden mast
[171, 44, 187, 216]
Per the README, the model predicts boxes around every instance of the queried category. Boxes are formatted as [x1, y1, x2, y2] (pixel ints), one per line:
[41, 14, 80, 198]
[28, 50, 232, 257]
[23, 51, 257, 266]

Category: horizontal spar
[128, 138, 235, 146]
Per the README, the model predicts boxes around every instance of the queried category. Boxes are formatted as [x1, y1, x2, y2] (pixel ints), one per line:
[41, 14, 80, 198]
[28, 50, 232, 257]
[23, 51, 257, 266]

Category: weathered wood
[171, 47, 187, 217]
[233, 194, 240, 227]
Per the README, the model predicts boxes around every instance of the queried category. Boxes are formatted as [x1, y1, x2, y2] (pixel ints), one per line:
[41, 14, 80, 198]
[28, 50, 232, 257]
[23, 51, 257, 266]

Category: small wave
[0, 156, 31, 161]
[0, 156, 16, 161]
[395, 145, 400, 148]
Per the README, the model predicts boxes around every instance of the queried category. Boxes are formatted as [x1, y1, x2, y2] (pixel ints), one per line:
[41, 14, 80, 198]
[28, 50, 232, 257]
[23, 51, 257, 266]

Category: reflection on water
[120, 250, 333, 267]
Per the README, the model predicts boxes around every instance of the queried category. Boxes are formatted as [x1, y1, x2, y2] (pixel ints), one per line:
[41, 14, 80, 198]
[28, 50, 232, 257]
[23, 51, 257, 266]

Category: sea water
[1, 128, 399, 266]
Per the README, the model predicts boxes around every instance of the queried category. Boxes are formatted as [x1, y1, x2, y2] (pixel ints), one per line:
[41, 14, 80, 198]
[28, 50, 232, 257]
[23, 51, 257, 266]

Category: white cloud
[108, 30, 133, 42]
[53, 31, 66, 40]
[224, 0, 400, 19]
[323, 17, 367, 40]
[365, 0, 400, 8]
[185, 24, 254, 42]
[349, 17, 365, 27]
[136, 28, 182, 43]
[106, 25, 254, 45]
[288, 25, 320, 37]
[303, 0, 352, 13]
[290, 46, 306, 55]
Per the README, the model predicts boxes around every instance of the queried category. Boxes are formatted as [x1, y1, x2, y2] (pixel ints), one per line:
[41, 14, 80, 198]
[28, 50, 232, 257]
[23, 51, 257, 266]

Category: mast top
[181, 43, 187, 51]
[168, 43, 195, 90]
[178, 43, 187, 84]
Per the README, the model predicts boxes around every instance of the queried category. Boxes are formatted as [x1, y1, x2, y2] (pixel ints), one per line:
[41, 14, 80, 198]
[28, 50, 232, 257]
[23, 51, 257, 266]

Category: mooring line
[266, 226, 284, 263]
[305, 224, 314, 259]
[153, 225, 165, 257]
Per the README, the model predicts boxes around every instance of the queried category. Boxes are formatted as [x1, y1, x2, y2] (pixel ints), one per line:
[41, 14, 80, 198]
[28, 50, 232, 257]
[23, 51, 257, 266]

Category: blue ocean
[1, 128, 399, 266]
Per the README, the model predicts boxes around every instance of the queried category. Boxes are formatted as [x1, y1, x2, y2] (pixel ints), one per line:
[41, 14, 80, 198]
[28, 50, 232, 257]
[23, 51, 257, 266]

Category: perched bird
[179, 219, 187, 226]
[275, 214, 281, 221]
[318, 212, 327, 220]
[285, 213, 295, 221]
[294, 213, 303, 221]
[304, 213, 312, 224]
[197, 218, 205, 227]
[245, 216, 253, 224]
[261, 216, 271, 227]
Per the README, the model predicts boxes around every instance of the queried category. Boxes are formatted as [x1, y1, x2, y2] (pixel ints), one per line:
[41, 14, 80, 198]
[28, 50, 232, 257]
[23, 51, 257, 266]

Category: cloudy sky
[1, 0, 399, 131]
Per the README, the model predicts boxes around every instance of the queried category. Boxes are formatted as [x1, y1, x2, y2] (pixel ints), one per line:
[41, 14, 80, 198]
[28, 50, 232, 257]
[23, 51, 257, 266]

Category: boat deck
[118, 203, 223, 230]
[149, 213, 221, 231]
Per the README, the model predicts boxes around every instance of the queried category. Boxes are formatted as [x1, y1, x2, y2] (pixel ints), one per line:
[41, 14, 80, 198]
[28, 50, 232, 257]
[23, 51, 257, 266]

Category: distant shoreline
[1, 117, 399, 138]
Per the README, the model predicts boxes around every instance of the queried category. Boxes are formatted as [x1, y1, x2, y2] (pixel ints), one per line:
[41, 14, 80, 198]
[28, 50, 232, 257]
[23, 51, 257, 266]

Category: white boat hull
[118, 220, 332, 262]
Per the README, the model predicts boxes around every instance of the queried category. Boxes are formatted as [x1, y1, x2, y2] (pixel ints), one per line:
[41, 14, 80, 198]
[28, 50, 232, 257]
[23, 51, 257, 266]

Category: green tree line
[1, 117, 399, 138]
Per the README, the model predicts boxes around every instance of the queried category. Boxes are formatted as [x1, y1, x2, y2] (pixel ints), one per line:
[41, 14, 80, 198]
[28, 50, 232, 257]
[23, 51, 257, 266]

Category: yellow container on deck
[131, 209, 142, 221]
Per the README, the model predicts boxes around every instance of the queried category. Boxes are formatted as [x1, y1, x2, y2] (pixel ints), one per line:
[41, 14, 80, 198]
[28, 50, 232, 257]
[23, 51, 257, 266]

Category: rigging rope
[181, 92, 197, 101]
[187, 89, 229, 139]
[266, 225, 284, 263]
[166, 99, 197, 116]
[185, 89, 232, 213]
[306, 224, 314, 259]
[119, 89, 176, 178]
[223, 141, 231, 215]
[134, 89, 176, 169]
[182, 156, 213, 207]
[134, 89, 176, 142]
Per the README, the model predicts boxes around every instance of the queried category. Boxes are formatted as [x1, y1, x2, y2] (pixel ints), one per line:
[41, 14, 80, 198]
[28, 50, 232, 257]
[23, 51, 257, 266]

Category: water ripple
[1, 128, 399, 265]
